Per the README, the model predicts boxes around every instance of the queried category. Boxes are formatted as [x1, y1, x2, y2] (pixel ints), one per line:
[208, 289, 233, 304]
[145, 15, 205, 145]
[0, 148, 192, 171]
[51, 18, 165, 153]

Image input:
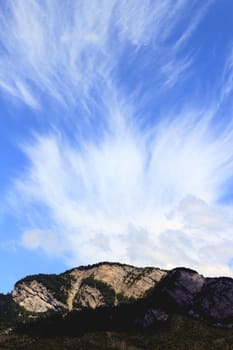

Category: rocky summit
[12, 262, 166, 313]
[1, 262, 233, 336]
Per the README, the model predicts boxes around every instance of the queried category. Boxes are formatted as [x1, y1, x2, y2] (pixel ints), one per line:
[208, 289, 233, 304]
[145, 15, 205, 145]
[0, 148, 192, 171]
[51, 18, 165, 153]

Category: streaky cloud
[1, 1, 232, 278]
[0, 0, 209, 109]
[12, 94, 233, 276]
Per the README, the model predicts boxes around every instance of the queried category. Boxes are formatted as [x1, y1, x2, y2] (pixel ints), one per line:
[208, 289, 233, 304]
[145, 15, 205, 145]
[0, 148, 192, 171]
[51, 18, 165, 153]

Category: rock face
[156, 267, 205, 310]
[76, 284, 106, 309]
[12, 262, 167, 313]
[12, 281, 67, 313]
[199, 277, 233, 326]
[154, 268, 233, 327]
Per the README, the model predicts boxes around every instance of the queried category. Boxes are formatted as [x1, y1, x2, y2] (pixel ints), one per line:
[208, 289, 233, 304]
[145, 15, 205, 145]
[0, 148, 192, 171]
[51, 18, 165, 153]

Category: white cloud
[221, 45, 233, 100]
[0, 0, 210, 108]
[13, 97, 233, 277]
[21, 229, 65, 255]
[161, 55, 193, 88]
[173, 1, 213, 51]
[2, 0, 232, 277]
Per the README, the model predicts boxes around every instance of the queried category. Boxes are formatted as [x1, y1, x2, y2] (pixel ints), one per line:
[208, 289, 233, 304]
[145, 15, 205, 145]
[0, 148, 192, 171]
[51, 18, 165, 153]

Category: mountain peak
[12, 262, 167, 313]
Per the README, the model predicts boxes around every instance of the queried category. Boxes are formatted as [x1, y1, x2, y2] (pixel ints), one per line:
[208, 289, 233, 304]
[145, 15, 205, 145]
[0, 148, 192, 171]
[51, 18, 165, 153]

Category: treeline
[15, 295, 164, 337]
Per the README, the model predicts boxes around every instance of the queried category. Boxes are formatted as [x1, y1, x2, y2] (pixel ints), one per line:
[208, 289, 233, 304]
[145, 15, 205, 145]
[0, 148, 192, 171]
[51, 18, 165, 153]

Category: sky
[1, 0, 233, 293]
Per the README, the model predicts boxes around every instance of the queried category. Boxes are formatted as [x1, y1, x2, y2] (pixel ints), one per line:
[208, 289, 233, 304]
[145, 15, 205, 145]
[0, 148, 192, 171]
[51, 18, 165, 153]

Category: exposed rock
[198, 277, 233, 326]
[12, 262, 167, 313]
[156, 267, 205, 311]
[138, 308, 169, 329]
[154, 268, 233, 328]
[12, 281, 67, 313]
[70, 263, 166, 301]
[76, 284, 106, 309]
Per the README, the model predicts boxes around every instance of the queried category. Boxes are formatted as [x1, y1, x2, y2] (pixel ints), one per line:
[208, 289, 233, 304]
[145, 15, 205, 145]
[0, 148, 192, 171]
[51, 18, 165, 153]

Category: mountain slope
[2, 315, 233, 350]
[0, 262, 233, 343]
[8, 263, 233, 329]
[12, 262, 167, 312]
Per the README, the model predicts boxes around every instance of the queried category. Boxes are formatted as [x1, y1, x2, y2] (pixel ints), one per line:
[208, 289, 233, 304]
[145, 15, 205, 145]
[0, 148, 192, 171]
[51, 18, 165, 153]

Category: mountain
[12, 262, 166, 313]
[1, 262, 233, 349]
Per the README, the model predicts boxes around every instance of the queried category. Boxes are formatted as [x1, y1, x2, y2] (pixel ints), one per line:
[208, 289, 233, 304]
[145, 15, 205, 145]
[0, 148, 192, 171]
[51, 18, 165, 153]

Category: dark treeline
[15, 293, 166, 337]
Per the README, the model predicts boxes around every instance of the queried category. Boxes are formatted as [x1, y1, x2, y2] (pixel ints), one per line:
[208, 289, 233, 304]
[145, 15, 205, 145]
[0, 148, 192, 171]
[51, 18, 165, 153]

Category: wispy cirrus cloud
[221, 45, 233, 101]
[0, 0, 210, 109]
[2, 0, 233, 278]
[13, 96, 233, 276]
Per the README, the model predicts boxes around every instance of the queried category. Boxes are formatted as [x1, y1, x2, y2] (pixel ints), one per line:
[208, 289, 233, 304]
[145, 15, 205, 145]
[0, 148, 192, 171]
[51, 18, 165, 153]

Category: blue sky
[1, 0, 233, 293]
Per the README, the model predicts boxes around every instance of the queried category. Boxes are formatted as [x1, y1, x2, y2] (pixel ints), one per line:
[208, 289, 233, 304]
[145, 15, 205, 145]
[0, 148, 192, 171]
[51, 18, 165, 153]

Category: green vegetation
[73, 277, 137, 308]
[0, 294, 33, 331]
[74, 277, 116, 307]
[65, 261, 136, 274]
[1, 314, 233, 349]
[116, 292, 136, 305]
[17, 273, 74, 304]
[72, 269, 158, 309]
[125, 267, 156, 287]
[72, 293, 82, 309]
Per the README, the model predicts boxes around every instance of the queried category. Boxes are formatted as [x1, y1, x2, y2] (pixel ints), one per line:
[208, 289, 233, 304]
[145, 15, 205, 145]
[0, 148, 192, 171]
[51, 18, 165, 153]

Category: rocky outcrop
[154, 267, 233, 328]
[198, 277, 233, 327]
[12, 281, 67, 313]
[137, 308, 169, 329]
[75, 284, 106, 309]
[12, 262, 167, 313]
[155, 267, 205, 311]
[70, 264, 166, 309]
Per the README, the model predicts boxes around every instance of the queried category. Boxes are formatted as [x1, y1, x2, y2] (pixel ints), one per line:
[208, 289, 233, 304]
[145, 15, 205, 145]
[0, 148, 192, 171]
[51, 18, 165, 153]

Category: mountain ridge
[12, 262, 167, 312]
[1, 262, 233, 338]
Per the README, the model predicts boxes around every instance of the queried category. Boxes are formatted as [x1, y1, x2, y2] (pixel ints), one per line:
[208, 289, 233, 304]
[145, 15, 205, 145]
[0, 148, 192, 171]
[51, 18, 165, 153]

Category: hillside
[0, 262, 233, 349]
[12, 262, 166, 312]
[1, 315, 233, 350]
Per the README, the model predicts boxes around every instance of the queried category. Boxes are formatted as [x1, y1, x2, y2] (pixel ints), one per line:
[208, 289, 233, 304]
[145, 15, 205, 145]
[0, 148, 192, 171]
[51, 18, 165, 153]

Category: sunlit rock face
[12, 281, 67, 313]
[12, 262, 167, 313]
